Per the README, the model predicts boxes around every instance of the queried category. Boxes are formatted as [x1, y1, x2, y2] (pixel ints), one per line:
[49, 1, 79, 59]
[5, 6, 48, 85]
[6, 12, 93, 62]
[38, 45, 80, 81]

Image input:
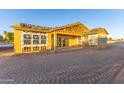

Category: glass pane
[33, 40, 39, 44]
[78, 36, 81, 40]
[24, 34, 31, 39]
[24, 40, 31, 45]
[33, 35, 39, 39]
[41, 40, 46, 44]
[41, 35, 46, 39]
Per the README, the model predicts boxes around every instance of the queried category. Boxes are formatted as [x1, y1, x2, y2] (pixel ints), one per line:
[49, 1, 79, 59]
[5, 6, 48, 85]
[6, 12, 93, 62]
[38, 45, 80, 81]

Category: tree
[0, 34, 4, 42]
[4, 31, 14, 42]
[121, 38, 123, 41]
[108, 37, 113, 41]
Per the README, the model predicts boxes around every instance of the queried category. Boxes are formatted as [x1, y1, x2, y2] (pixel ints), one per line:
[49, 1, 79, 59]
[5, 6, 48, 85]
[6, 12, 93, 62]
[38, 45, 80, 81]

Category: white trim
[88, 34, 98, 45]
[21, 32, 32, 48]
[32, 33, 40, 46]
[40, 34, 48, 46]
[21, 32, 49, 47]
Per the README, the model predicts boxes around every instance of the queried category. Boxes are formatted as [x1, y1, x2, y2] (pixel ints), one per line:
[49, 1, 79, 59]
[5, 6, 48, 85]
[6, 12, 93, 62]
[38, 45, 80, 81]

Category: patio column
[54, 31, 57, 52]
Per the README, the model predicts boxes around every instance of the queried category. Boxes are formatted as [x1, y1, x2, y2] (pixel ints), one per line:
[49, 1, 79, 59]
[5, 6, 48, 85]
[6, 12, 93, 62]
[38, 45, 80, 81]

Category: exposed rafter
[12, 22, 89, 33]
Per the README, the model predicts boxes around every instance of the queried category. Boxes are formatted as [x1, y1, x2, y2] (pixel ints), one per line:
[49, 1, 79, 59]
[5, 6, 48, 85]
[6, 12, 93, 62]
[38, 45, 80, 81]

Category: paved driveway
[0, 46, 124, 84]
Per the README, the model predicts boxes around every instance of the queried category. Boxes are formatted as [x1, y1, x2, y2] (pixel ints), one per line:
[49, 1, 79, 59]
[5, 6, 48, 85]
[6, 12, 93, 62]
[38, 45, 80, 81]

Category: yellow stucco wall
[13, 29, 85, 53]
[70, 37, 77, 47]
[14, 29, 22, 54]
[47, 32, 52, 50]
[12, 23, 109, 54]
[14, 28, 53, 53]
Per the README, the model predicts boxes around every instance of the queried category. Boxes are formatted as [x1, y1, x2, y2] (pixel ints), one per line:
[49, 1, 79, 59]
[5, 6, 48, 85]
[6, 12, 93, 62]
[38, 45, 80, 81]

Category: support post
[54, 31, 57, 53]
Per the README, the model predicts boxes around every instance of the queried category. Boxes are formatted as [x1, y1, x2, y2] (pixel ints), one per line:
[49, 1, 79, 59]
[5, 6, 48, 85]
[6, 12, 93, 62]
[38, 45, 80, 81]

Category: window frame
[21, 32, 48, 47]
[77, 36, 82, 45]
[40, 34, 48, 46]
[21, 32, 32, 47]
[32, 34, 40, 45]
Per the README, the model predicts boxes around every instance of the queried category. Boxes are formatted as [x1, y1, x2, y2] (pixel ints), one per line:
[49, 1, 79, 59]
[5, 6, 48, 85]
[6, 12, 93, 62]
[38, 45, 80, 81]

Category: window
[33, 35, 39, 45]
[41, 34, 47, 45]
[98, 37, 107, 45]
[23, 34, 31, 45]
[78, 36, 82, 45]
[88, 35, 97, 45]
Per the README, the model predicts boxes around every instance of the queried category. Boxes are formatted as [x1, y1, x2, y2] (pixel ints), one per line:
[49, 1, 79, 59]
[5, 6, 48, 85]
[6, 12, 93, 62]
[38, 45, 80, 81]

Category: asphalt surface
[0, 45, 124, 84]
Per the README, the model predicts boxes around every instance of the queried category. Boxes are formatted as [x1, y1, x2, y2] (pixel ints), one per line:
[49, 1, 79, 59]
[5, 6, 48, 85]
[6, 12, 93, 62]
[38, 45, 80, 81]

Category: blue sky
[0, 9, 124, 39]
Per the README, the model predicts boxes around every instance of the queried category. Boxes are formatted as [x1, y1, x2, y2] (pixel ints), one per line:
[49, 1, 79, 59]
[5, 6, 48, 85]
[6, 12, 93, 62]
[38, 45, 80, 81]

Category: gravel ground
[0, 45, 124, 84]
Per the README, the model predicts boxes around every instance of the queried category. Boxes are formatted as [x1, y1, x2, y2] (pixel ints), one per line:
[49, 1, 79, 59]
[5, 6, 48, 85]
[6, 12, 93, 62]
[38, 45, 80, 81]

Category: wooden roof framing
[12, 22, 89, 33]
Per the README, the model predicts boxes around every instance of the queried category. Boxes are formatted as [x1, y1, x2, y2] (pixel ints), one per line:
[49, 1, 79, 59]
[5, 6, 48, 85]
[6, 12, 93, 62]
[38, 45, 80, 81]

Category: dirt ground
[0, 44, 124, 84]
[0, 48, 14, 57]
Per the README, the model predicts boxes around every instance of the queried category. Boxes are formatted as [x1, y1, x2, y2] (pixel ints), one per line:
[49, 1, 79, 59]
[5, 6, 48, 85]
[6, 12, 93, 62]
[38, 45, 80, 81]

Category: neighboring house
[12, 22, 108, 54]
[85, 27, 108, 48]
